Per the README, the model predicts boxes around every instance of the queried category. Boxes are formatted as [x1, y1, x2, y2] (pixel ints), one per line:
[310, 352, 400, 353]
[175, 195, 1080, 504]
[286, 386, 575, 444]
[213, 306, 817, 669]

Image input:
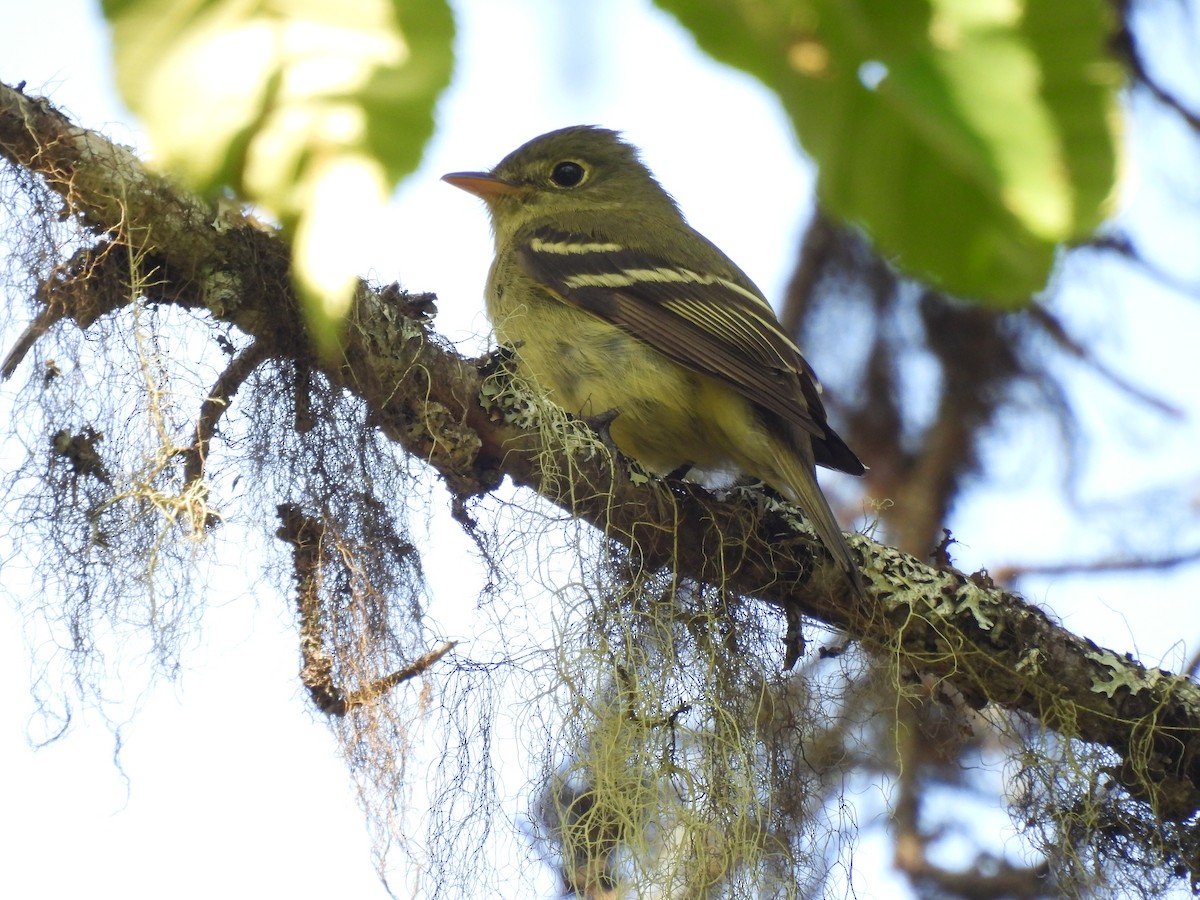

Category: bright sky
[2, 1, 1199, 898]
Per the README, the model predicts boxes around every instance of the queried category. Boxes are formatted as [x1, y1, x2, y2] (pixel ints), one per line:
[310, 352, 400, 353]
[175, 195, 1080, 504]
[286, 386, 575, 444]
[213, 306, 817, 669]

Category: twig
[275, 503, 456, 716]
[181, 339, 271, 487]
[1028, 303, 1183, 418]
[996, 547, 1200, 582]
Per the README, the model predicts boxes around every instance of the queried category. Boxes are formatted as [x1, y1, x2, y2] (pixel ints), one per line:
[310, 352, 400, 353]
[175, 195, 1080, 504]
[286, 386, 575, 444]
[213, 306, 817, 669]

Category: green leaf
[655, 0, 1121, 304]
[103, 0, 455, 352]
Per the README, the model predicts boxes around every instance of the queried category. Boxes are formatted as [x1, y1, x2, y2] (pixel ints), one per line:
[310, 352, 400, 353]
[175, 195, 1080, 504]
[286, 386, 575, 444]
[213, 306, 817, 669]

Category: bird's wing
[517, 224, 830, 440]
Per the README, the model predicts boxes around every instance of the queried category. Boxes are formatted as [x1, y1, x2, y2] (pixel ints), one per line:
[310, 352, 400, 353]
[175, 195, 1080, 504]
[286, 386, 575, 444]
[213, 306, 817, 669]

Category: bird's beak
[441, 171, 522, 200]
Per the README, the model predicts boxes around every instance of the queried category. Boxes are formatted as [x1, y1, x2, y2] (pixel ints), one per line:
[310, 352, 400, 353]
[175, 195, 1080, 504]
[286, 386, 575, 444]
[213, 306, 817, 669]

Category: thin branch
[1083, 232, 1200, 300]
[181, 339, 271, 487]
[1112, 8, 1200, 133]
[996, 547, 1200, 582]
[1028, 303, 1184, 418]
[334, 641, 457, 714]
[275, 503, 456, 716]
[903, 854, 1054, 900]
[2, 241, 132, 380]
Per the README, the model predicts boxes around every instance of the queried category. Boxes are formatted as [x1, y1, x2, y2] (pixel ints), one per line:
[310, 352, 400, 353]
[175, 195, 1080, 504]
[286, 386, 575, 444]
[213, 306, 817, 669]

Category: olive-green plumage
[444, 126, 865, 596]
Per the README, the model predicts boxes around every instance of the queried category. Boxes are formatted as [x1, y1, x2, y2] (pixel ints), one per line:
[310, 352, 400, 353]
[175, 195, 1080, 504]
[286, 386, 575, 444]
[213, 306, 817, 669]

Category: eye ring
[550, 161, 587, 188]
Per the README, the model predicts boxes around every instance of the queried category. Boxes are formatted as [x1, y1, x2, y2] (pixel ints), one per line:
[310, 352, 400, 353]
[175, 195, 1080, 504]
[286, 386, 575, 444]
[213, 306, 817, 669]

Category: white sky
[2, 1, 1199, 898]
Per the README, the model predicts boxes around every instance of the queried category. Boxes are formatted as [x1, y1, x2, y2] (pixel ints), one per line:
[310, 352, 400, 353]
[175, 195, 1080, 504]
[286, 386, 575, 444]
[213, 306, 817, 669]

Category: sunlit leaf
[656, 0, 1121, 304]
[103, 0, 455, 351]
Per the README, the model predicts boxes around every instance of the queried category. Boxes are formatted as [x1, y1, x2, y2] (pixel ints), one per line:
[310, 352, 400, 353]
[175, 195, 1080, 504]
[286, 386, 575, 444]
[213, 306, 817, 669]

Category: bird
[443, 126, 866, 597]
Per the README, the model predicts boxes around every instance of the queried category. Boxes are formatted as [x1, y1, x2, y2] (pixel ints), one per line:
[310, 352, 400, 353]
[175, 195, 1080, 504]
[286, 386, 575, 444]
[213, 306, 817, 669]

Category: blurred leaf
[655, 0, 1121, 304]
[103, 0, 454, 352]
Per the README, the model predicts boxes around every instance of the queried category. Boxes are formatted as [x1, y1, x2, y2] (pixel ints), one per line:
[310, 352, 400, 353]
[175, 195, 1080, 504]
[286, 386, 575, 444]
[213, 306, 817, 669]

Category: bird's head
[442, 125, 681, 241]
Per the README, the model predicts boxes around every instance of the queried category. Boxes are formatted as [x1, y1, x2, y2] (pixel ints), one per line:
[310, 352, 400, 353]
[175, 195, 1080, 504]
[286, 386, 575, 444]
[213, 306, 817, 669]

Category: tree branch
[276, 502, 457, 716]
[3, 81, 1199, 829]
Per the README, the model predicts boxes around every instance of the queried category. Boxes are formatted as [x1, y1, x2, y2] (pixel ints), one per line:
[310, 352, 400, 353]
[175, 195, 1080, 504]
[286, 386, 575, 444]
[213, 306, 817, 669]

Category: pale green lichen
[479, 367, 543, 431]
[952, 583, 996, 631]
[627, 465, 653, 486]
[1086, 648, 1167, 698]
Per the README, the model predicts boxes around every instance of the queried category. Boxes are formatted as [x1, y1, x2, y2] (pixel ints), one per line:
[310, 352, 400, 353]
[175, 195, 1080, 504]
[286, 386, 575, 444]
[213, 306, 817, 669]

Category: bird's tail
[771, 443, 866, 599]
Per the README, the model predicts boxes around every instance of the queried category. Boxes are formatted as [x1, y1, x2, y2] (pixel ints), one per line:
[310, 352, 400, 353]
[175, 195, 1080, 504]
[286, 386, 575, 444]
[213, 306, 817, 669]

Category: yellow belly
[493, 290, 763, 477]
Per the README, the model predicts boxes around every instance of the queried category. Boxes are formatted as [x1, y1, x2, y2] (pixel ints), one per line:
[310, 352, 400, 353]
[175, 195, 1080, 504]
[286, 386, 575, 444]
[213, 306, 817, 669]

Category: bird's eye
[550, 161, 586, 188]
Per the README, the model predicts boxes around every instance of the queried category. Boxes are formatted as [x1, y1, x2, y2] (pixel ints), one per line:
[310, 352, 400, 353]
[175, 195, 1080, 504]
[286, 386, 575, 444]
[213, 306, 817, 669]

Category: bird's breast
[489, 283, 758, 474]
